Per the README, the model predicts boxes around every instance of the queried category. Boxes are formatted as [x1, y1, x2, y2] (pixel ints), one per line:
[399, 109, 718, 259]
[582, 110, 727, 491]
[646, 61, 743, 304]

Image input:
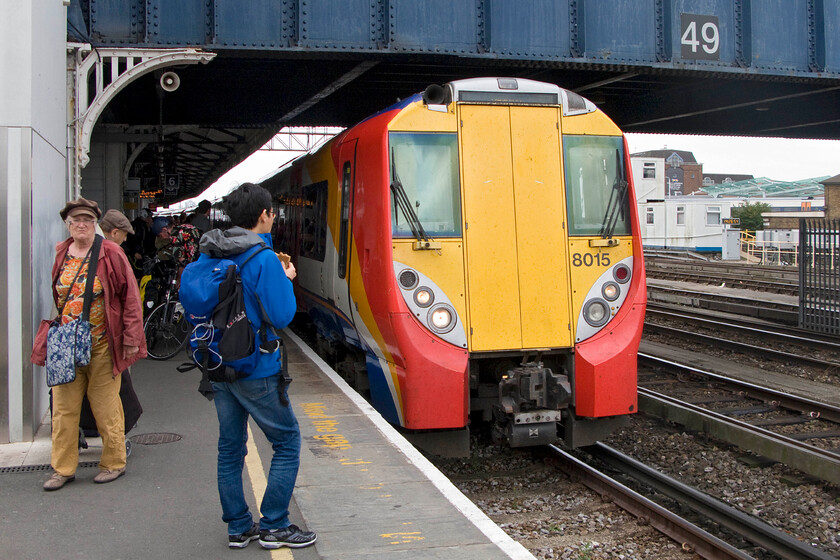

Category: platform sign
[722, 217, 740, 225]
[681, 14, 720, 60]
[164, 174, 180, 197]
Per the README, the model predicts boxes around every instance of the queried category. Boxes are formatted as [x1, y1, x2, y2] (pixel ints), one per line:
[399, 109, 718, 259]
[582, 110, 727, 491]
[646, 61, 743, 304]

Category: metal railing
[739, 230, 799, 266]
[799, 219, 840, 335]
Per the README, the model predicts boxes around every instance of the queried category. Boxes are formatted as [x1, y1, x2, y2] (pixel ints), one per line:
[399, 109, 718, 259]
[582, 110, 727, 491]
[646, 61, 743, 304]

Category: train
[260, 77, 646, 455]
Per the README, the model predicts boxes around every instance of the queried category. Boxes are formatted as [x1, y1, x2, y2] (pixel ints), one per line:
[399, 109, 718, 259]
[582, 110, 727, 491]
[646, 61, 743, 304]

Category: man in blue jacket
[196, 182, 316, 550]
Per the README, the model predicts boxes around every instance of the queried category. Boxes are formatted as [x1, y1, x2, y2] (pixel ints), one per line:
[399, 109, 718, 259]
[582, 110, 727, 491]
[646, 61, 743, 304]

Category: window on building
[666, 153, 684, 168]
[646, 207, 654, 225]
[643, 162, 656, 179]
[676, 206, 685, 225]
[706, 206, 721, 225]
[702, 177, 714, 186]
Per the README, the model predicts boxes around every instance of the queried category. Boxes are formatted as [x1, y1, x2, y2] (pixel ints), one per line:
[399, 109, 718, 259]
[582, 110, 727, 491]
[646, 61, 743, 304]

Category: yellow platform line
[246, 424, 292, 559]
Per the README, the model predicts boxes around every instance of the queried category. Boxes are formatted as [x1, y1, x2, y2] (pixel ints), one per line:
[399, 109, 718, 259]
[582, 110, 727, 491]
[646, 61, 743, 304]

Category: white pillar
[0, 0, 69, 442]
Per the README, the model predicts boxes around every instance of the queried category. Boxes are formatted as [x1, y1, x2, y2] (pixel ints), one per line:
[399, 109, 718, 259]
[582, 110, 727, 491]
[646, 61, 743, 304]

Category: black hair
[196, 199, 212, 213]
[223, 183, 272, 229]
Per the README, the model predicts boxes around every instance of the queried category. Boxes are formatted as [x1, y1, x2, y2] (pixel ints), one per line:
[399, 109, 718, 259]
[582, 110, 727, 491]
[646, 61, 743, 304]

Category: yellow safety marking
[245, 424, 292, 560]
[380, 531, 425, 545]
[339, 459, 372, 466]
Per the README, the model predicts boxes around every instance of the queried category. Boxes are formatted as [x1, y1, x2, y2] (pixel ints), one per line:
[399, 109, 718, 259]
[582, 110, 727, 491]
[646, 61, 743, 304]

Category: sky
[175, 133, 840, 210]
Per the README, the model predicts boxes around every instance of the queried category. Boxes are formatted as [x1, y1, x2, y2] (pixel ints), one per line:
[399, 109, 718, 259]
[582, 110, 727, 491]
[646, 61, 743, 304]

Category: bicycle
[143, 248, 191, 360]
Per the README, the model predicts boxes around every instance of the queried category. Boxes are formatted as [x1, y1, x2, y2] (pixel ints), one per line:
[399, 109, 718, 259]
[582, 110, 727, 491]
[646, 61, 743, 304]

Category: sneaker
[259, 524, 317, 549]
[43, 472, 75, 491]
[93, 468, 125, 484]
[228, 523, 260, 549]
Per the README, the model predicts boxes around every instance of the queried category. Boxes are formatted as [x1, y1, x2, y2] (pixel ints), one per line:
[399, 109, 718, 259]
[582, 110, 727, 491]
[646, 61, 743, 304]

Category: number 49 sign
[680, 13, 720, 60]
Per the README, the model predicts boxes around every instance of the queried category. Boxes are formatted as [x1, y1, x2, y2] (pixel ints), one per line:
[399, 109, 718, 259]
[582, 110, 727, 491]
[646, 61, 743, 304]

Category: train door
[460, 105, 572, 351]
[331, 140, 357, 325]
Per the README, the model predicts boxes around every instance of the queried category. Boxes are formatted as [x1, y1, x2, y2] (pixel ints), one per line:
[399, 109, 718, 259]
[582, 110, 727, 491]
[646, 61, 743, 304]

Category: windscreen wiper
[390, 147, 432, 244]
[599, 149, 629, 239]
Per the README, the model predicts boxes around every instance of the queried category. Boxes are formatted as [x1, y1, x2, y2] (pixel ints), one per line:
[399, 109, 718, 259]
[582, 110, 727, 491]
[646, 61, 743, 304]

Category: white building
[631, 154, 824, 253]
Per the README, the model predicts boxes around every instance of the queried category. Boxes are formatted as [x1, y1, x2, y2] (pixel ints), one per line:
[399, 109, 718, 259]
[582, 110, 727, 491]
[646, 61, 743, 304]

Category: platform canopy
[701, 177, 830, 198]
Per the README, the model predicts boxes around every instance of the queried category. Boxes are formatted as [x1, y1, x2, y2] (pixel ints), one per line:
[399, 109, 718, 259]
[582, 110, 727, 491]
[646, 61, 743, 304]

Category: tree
[731, 201, 772, 231]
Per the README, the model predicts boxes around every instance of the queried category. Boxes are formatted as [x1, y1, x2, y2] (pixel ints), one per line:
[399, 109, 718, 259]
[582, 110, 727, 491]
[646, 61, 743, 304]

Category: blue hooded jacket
[196, 226, 296, 380]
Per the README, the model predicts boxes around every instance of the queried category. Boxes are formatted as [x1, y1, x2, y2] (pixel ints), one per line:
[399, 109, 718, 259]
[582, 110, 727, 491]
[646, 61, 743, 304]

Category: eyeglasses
[66, 217, 96, 226]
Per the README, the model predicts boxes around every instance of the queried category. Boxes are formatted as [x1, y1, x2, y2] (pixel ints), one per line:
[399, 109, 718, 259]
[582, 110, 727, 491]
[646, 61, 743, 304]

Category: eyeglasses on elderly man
[66, 217, 97, 226]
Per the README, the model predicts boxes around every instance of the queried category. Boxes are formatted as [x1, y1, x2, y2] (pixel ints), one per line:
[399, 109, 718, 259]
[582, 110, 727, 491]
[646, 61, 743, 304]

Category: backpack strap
[236, 244, 282, 354]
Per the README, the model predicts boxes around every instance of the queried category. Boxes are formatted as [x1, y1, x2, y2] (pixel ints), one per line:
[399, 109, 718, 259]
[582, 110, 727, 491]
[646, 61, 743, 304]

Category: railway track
[643, 317, 840, 370]
[645, 269, 798, 295]
[637, 352, 840, 486]
[647, 284, 799, 325]
[646, 304, 840, 347]
[645, 256, 799, 285]
[557, 443, 837, 560]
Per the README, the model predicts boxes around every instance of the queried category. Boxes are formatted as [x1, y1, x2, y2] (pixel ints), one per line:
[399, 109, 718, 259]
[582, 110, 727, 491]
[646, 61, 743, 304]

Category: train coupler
[498, 363, 571, 413]
[495, 364, 571, 447]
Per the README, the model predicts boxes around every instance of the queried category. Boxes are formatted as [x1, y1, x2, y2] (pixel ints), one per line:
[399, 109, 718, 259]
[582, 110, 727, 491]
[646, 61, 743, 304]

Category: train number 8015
[572, 253, 611, 267]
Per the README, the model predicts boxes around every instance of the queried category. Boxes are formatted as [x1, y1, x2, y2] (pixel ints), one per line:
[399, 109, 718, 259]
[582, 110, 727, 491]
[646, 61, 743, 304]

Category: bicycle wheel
[144, 301, 191, 360]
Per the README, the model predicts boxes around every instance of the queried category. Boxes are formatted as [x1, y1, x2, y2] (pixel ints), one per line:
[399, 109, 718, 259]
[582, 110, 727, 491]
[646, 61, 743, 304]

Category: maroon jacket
[32, 237, 147, 374]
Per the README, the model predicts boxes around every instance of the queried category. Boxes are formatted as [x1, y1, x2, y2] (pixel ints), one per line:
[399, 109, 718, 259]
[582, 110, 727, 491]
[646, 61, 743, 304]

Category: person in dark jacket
[187, 183, 316, 550]
[189, 199, 212, 234]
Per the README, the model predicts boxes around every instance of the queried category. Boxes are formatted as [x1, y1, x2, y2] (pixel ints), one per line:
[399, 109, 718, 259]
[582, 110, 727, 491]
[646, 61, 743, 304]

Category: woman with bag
[31, 198, 147, 491]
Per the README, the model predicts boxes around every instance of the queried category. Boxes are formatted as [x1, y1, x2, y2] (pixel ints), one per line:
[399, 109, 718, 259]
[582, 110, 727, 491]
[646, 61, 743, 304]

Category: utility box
[721, 226, 741, 260]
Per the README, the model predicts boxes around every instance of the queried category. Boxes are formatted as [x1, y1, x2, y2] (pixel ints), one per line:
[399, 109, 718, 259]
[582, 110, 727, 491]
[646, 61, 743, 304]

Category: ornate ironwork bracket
[67, 45, 216, 194]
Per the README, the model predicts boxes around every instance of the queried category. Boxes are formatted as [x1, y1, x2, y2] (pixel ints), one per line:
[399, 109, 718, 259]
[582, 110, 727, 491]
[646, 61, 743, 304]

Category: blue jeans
[211, 374, 301, 535]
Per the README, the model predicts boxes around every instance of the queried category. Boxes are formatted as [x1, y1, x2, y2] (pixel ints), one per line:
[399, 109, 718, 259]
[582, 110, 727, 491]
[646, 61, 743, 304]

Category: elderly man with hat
[99, 209, 135, 246]
[31, 197, 147, 491]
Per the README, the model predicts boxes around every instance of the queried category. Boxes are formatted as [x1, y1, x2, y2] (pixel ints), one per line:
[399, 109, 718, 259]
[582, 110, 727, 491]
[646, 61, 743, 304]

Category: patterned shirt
[56, 254, 106, 345]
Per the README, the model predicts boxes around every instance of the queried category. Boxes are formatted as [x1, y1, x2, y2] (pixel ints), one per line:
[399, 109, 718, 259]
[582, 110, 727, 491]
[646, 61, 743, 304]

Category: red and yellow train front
[383, 78, 644, 448]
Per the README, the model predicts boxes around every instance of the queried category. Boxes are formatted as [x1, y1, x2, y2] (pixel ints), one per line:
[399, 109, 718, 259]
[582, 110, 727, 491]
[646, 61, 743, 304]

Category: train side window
[300, 180, 328, 262]
[338, 162, 351, 279]
[676, 206, 685, 226]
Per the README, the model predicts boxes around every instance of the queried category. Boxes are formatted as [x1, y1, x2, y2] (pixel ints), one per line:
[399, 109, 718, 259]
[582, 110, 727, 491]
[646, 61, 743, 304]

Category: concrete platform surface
[0, 331, 535, 560]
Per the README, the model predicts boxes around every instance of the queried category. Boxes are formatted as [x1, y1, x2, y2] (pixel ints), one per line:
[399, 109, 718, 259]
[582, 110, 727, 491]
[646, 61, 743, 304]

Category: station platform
[0, 331, 535, 560]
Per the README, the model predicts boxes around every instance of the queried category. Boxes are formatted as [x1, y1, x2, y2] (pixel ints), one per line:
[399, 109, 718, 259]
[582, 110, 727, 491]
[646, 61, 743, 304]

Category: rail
[583, 443, 837, 560]
[547, 445, 752, 560]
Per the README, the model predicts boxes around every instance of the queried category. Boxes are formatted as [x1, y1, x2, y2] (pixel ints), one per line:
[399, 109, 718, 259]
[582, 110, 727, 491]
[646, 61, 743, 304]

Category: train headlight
[428, 304, 456, 334]
[602, 281, 620, 301]
[583, 299, 610, 327]
[414, 287, 434, 308]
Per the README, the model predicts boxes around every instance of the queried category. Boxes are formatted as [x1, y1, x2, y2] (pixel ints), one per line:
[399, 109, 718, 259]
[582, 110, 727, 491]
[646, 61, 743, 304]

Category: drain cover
[130, 432, 182, 445]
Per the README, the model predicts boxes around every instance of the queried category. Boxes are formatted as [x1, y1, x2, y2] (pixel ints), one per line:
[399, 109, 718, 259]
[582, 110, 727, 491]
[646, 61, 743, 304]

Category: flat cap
[60, 197, 102, 221]
[99, 209, 135, 235]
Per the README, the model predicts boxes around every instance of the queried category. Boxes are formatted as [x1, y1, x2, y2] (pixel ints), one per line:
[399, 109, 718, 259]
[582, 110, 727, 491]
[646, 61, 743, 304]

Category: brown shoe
[93, 468, 126, 484]
[43, 472, 75, 491]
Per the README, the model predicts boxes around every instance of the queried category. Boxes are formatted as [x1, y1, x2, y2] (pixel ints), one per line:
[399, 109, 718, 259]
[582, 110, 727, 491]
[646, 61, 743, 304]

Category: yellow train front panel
[459, 104, 572, 351]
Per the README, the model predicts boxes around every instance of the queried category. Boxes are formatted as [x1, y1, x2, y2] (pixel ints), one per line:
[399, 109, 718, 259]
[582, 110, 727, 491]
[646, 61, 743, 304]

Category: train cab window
[563, 135, 630, 236]
[389, 132, 462, 238]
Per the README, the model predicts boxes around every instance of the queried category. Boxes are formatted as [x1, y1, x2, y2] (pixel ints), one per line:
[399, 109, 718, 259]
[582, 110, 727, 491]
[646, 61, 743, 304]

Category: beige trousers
[51, 341, 125, 475]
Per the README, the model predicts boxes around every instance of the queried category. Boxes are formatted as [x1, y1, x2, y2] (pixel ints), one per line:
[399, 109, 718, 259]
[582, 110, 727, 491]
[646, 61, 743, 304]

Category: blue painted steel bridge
[67, 0, 840, 200]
